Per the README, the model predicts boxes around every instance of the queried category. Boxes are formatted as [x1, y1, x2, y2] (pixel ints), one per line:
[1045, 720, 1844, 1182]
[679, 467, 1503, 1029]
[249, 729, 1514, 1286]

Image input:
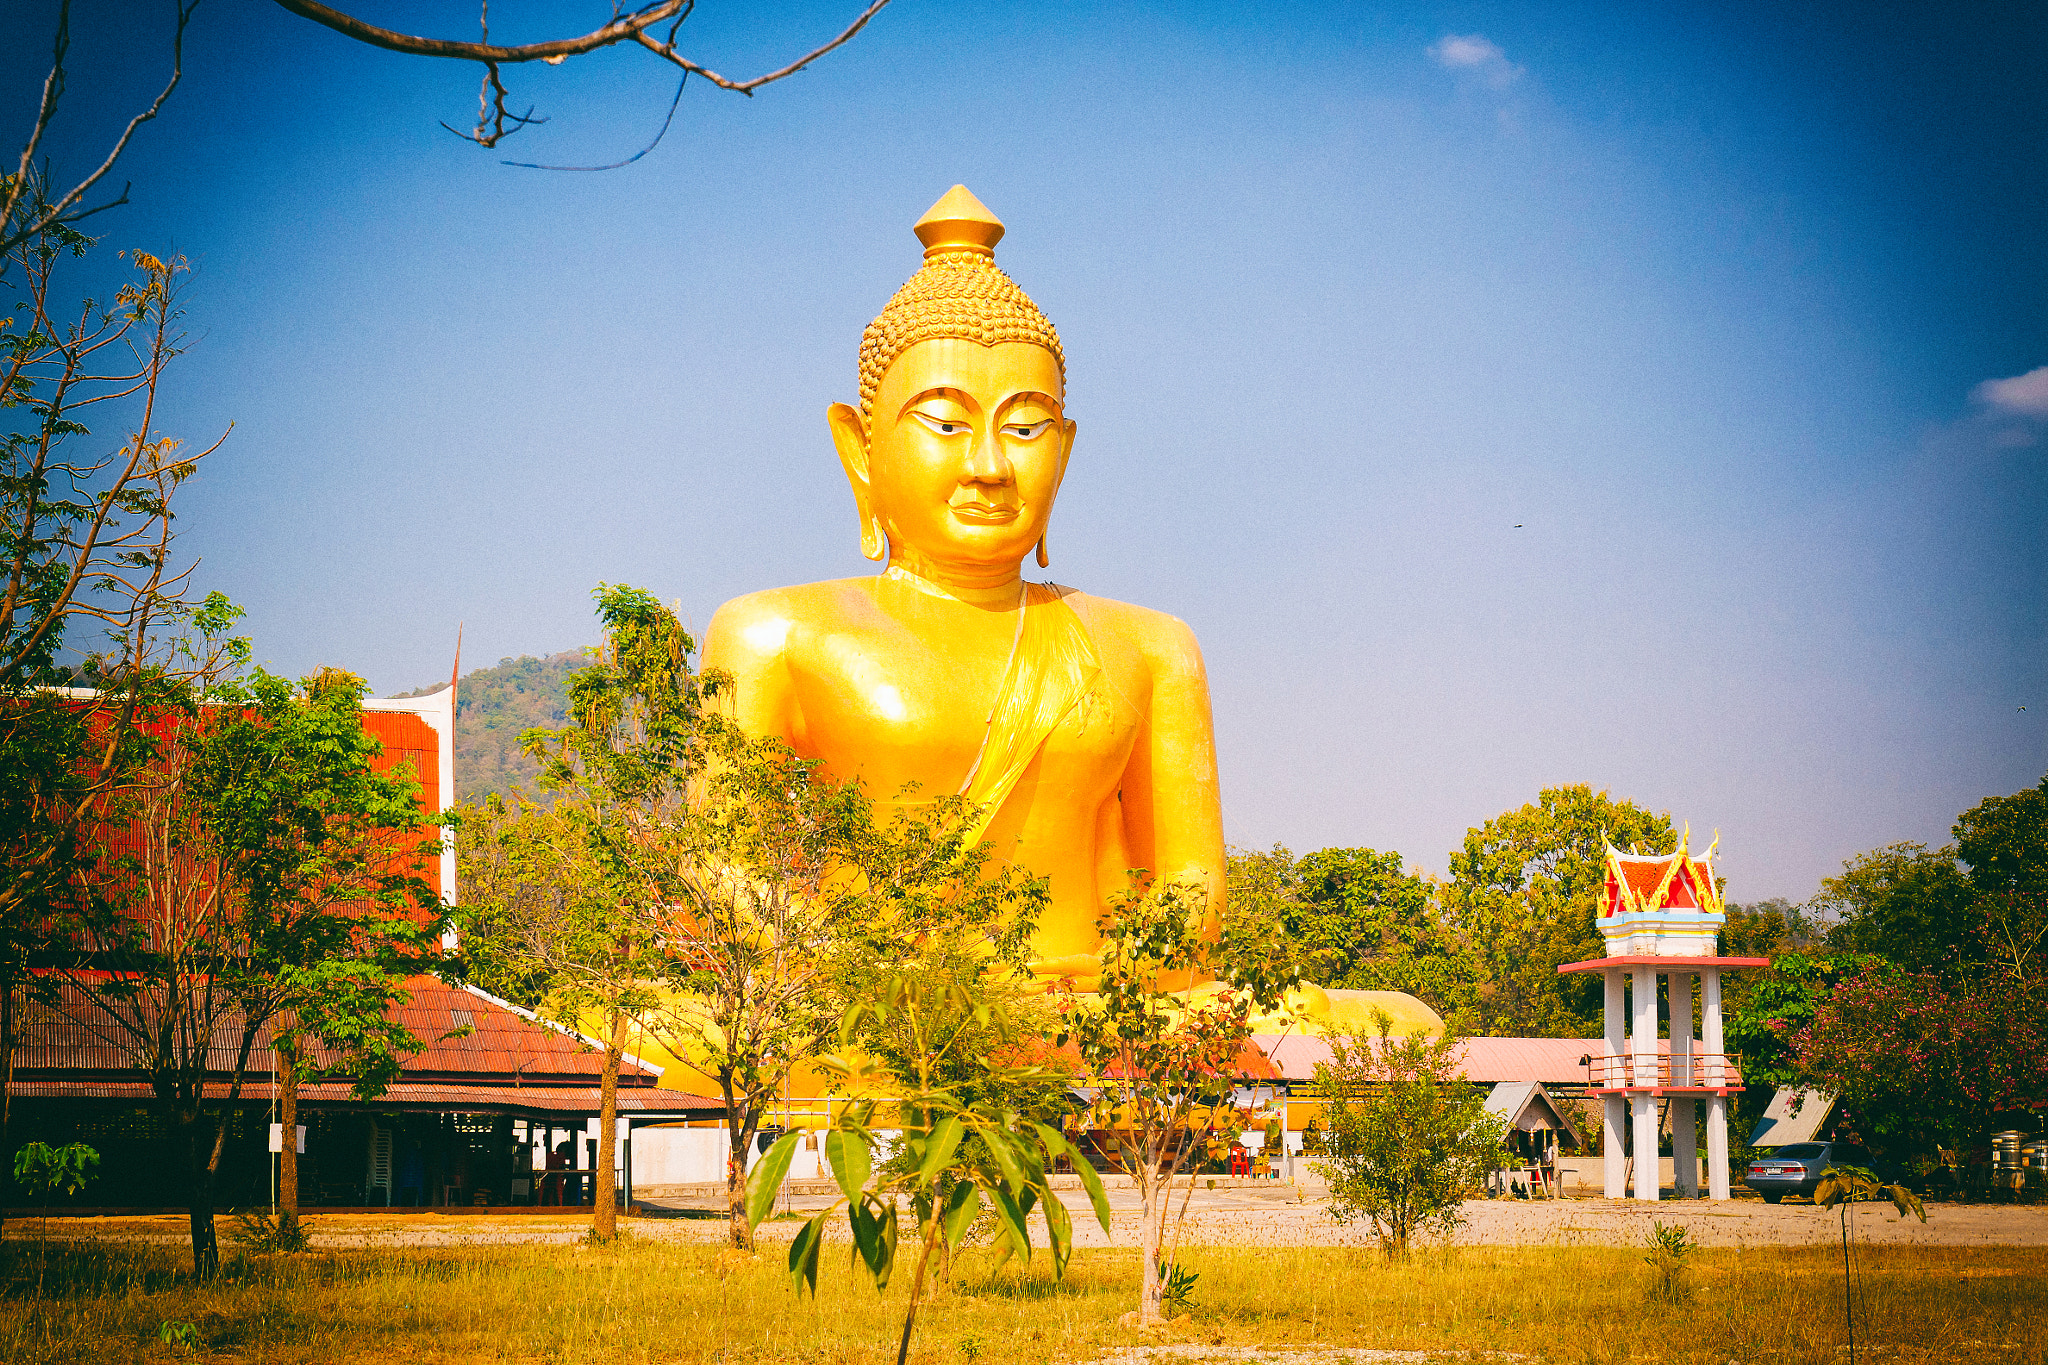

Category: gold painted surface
[704, 186, 1435, 1034]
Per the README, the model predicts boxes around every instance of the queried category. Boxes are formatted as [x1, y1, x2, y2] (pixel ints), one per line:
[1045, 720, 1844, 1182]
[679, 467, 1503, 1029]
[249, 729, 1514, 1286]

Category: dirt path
[14, 1191, 2046, 1250]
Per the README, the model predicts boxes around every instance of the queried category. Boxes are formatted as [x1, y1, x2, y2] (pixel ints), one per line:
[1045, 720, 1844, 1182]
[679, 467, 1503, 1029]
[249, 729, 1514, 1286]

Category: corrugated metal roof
[1255, 1034, 1618, 1084]
[14, 974, 660, 1087]
[6, 1079, 720, 1116]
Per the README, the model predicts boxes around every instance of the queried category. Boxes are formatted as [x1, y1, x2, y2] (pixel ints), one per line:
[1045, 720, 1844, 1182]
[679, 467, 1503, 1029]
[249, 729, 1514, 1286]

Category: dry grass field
[1, 1219, 2043, 1365]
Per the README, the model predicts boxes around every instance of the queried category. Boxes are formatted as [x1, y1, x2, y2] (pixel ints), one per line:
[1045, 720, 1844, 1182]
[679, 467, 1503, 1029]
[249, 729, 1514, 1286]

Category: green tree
[1310, 1013, 1509, 1257]
[647, 740, 1047, 1251]
[1442, 784, 1674, 1036]
[192, 664, 441, 1241]
[1066, 875, 1297, 1326]
[1225, 845, 1475, 1019]
[457, 584, 717, 1243]
[1786, 776, 2048, 1158]
[1724, 950, 1873, 1133]
[1952, 774, 2048, 979]
[56, 650, 436, 1276]
[1817, 843, 1973, 972]
[1721, 898, 1827, 960]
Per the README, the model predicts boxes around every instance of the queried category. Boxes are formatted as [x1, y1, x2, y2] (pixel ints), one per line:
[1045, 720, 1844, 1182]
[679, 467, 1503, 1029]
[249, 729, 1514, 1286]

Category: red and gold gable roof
[1600, 830, 1722, 918]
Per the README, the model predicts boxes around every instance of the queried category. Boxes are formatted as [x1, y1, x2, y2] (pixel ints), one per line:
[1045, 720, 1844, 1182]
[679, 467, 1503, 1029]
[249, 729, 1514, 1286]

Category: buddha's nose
[964, 423, 1012, 485]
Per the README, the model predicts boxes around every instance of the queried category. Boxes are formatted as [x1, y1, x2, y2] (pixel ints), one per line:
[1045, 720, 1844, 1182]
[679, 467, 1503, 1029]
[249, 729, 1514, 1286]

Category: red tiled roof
[15, 974, 661, 1089]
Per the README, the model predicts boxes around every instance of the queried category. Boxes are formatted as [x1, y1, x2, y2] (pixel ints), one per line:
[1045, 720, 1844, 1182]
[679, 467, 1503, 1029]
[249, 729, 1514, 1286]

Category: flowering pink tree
[1793, 965, 2048, 1155]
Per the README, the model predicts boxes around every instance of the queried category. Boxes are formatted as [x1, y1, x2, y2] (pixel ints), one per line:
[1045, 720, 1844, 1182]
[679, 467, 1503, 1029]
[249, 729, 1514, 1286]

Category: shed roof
[1748, 1087, 1837, 1147]
[1483, 1080, 1584, 1142]
[1256, 1035, 1610, 1085]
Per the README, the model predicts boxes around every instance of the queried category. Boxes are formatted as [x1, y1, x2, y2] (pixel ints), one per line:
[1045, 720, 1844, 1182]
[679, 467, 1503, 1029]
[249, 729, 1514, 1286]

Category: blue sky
[9, 1, 2044, 899]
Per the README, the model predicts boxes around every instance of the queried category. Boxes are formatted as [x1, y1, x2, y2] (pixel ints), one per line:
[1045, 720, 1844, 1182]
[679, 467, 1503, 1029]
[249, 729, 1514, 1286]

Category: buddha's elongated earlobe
[829, 401, 887, 562]
[1035, 531, 1050, 568]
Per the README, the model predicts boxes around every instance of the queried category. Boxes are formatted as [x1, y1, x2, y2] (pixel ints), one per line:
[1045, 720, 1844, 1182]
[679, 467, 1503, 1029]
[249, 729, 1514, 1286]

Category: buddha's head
[829, 186, 1076, 583]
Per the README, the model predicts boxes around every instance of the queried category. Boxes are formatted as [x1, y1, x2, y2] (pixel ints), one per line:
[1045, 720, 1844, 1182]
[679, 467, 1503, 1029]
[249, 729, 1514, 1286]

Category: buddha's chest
[785, 619, 1143, 792]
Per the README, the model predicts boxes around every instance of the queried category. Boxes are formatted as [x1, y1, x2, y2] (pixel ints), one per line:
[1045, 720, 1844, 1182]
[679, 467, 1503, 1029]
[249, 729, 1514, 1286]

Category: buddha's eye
[910, 411, 970, 436]
[1003, 420, 1052, 440]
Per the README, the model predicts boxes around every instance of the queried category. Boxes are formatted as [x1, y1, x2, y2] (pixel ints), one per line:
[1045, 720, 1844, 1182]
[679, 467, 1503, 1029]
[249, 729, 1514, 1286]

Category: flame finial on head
[858, 185, 1065, 418]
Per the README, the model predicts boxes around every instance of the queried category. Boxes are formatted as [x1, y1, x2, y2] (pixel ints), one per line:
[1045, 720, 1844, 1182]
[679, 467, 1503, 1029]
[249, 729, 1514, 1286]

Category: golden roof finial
[912, 184, 1005, 259]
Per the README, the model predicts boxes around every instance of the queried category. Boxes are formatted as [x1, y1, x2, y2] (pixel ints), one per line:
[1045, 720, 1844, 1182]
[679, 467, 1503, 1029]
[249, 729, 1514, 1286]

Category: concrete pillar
[1603, 969, 1626, 1199]
[1671, 972, 1698, 1198]
[1702, 968, 1730, 1199]
[1631, 968, 1660, 1201]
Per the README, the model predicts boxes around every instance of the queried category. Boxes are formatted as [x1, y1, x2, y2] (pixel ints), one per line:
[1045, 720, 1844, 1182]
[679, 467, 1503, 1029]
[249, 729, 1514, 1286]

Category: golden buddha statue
[705, 186, 1440, 1036]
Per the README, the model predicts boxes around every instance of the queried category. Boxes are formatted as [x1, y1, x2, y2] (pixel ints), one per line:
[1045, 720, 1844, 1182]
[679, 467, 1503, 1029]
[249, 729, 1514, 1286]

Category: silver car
[1745, 1140, 1880, 1203]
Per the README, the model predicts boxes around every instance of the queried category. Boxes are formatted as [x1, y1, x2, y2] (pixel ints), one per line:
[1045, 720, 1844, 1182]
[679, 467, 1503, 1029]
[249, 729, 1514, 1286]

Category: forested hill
[396, 651, 585, 804]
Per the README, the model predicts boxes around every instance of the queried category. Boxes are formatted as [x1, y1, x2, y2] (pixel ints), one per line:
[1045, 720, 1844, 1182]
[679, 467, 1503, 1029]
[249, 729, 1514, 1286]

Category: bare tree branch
[271, 0, 691, 63]
[632, 0, 892, 95]
[274, 0, 892, 152]
[502, 74, 686, 171]
[0, 0, 198, 262]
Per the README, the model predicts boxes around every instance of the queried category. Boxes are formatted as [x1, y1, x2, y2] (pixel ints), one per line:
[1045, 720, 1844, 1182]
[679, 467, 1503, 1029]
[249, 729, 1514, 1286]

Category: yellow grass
[1, 1227, 2042, 1363]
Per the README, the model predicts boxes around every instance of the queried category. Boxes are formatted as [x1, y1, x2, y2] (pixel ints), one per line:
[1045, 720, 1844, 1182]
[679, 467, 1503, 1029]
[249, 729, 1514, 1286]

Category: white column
[1671, 972, 1697, 1198]
[1603, 968, 1626, 1199]
[1702, 968, 1730, 1200]
[1631, 968, 1660, 1201]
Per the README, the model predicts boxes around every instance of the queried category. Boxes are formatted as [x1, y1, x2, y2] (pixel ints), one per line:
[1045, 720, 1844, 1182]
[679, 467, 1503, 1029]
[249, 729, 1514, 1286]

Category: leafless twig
[1, 0, 199, 263]
[274, 0, 892, 153]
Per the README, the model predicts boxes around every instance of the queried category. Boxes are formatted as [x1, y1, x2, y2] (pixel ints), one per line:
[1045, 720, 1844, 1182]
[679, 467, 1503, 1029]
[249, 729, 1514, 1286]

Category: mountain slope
[396, 651, 585, 804]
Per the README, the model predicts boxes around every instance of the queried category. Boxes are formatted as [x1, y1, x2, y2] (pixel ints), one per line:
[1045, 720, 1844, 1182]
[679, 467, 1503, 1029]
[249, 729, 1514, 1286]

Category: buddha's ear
[828, 402, 885, 561]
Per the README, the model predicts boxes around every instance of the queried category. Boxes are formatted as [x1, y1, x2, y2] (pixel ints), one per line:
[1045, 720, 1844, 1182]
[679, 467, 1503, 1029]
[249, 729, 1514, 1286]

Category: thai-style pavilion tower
[1558, 832, 1766, 1200]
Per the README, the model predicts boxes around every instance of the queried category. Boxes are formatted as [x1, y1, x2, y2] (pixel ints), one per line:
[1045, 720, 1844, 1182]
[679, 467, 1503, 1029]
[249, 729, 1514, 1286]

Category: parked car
[1744, 1140, 1891, 1203]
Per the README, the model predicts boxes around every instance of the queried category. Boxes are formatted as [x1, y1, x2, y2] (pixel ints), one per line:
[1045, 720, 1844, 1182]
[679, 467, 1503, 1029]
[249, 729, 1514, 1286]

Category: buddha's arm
[702, 594, 802, 744]
[1119, 611, 1227, 932]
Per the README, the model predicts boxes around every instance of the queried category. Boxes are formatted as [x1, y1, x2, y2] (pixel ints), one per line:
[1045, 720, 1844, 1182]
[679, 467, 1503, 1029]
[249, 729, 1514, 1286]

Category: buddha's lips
[950, 502, 1020, 523]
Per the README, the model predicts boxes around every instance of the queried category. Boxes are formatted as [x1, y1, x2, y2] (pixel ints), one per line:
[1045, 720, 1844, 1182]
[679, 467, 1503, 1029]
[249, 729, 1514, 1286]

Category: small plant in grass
[1816, 1162, 1926, 1365]
[1643, 1220, 1693, 1301]
[957, 1332, 985, 1360]
[1159, 1261, 1200, 1316]
[12, 1141, 98, 1288]
[747, 962, 1110, 1365]
[230, 1208, 312, 1253]
[158, 1319, 200, 1351]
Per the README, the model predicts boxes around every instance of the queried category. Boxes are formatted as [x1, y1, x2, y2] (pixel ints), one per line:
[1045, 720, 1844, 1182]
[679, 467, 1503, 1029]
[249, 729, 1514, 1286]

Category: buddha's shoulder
[704, 580, 872, 667]
[1054, 587, 1206, 667]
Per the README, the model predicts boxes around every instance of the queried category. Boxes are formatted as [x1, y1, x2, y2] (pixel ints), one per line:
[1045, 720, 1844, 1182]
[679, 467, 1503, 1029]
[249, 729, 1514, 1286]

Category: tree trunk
[1, 972, 14, 1244]
[1137, 1160, 1164, 1324]
[592, 1025, 620, 1241]
[278, 1043, 300, 1237]
[893, 1211, 945, 1365]
[183, 1108, 220, 1278]
[723, 1080, 754, 1251]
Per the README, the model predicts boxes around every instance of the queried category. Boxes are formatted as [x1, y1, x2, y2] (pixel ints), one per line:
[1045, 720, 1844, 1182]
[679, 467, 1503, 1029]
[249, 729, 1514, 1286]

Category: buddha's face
[830, 339, 1075, 581]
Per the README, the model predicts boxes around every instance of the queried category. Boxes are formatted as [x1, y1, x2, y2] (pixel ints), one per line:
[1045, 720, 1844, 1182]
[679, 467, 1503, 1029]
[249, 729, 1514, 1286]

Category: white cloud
[1972, 364, 2048, 418]
[1429, 34, 1522, 88]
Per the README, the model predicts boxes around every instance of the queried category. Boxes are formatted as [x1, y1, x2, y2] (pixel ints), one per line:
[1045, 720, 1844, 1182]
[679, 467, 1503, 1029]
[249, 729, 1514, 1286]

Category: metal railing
[1584, 1052, 1743, 1091]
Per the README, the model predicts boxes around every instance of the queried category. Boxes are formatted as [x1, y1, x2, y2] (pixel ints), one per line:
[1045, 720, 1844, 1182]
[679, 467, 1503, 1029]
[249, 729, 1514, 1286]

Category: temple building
[4, 686, 717, 1212]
